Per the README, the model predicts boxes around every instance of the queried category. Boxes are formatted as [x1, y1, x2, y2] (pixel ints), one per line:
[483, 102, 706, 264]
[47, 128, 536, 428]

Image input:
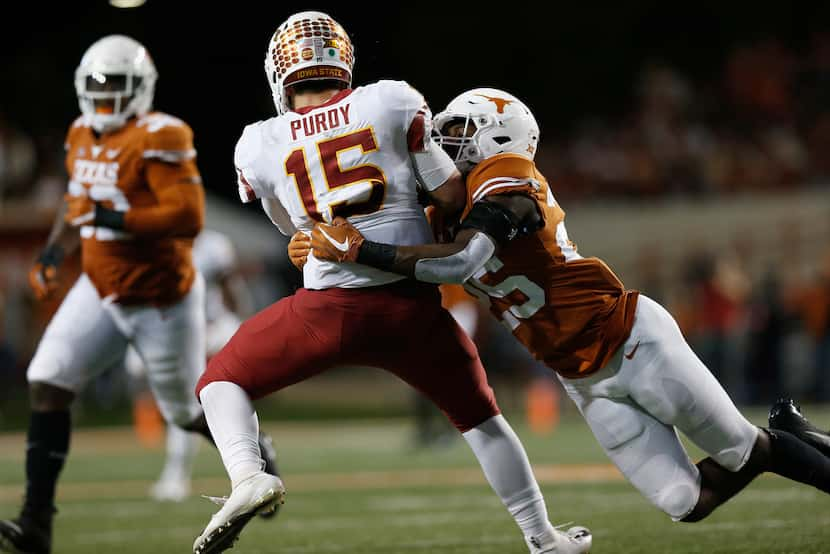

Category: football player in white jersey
[306, 87, 830, 529]
[124, 228, 260, 503]
[192, 11, 590, 554]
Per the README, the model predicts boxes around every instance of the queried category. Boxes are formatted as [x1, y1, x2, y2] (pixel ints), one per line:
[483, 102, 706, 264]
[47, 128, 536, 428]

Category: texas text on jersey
[460, 153, 639, 378]
[64, 111, 203, 305]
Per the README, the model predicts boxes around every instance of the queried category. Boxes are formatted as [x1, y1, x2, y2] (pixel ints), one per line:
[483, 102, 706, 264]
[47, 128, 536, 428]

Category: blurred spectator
[725, 38, 797, 126]
[785, 248, 830, 402]
[743, 266, 787, 404]
[546, 36, 829, 204]
[684, 252, 753, 402]
[0, 113, 37, 204]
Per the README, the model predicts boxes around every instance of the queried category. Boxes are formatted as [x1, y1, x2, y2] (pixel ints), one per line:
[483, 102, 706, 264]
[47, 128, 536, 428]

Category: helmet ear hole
[492, 136, 511, 145]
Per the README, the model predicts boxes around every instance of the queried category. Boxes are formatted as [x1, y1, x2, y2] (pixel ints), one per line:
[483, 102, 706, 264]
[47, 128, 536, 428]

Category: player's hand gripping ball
[311, 217, 365, 263]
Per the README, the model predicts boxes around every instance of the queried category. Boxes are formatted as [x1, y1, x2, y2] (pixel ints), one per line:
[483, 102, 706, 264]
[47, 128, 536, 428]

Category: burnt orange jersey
[440, 284, 475, 310]
[461, 153, 639, 378]
[64, 112, 204, 306]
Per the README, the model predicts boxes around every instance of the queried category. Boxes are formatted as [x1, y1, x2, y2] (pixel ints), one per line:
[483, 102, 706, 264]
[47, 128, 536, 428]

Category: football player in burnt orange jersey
[305, 88, 830, 529]
[0, 36, 278, 554]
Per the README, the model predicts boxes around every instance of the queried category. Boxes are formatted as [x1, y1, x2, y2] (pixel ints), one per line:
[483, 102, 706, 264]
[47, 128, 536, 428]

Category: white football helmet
[264, 11, 355, 115]
[433, 88, 539, 172]
[75, 35, 157, 133]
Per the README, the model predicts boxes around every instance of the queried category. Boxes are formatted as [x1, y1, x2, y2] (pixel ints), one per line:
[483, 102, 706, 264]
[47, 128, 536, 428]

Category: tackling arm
[380, 227, 495, 284]
[311, 194, 542, 285]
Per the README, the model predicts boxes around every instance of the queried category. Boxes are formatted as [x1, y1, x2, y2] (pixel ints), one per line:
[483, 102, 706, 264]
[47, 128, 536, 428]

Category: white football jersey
[234, 80, 434, 289]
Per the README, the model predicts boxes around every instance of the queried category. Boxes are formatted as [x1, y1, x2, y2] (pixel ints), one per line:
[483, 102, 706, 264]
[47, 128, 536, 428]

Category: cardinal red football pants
[196, 281, 499, 432]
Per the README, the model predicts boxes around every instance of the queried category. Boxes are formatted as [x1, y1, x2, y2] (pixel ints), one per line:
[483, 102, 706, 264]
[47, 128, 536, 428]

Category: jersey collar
[292, 89, 353, 115]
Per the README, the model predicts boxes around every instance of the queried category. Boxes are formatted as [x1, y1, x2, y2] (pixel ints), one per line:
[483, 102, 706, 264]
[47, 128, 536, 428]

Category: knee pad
[654, 477, 701, 521]
[710, 425, 760, 472]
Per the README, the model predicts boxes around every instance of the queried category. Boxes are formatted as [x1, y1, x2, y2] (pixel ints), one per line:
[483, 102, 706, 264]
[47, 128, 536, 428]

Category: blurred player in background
[309, 87, 830, 525]
[125, 228, 258, 502]
[0, 36, 276, 554]
[193, 11, 590, 554]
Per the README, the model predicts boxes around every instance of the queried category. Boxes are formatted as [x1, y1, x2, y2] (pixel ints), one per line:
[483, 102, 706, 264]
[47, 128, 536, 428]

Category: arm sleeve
[410, 140, 458, 192]
[413, 232, 496, 285]
[123, 123, 204, 238]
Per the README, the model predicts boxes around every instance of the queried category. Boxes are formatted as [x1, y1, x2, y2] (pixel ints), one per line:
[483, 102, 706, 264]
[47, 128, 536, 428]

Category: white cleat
[149, 477, 191, 502]
[193, 472, 285, 554]
[527, 524, 592, 554]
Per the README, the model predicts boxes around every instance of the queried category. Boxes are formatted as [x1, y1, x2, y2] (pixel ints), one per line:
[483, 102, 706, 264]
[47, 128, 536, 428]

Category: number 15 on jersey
[285, 127, 387, 223]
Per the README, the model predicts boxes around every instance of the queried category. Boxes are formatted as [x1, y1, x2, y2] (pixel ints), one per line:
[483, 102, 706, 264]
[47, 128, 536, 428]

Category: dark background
[1, 0, 827, 205]
[1, 1, 830, 422]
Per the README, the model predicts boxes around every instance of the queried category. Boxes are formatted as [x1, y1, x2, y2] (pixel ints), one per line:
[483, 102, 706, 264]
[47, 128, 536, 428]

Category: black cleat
[768, 398, 830, 457]
[0, 518, 51, 554]
[257, 432, 281, 520]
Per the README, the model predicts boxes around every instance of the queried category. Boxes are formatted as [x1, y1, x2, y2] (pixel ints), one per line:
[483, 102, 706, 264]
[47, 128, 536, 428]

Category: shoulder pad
[140, 113, 196, 162]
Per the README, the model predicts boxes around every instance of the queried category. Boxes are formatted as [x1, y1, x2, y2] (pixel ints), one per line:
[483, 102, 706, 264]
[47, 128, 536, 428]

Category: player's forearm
[123, 186, 204, 238]
[124, 205, 202, 237]
[357, 241, 465, 279]
[358, 230, 495, 285]
[46, 202, 80, 258]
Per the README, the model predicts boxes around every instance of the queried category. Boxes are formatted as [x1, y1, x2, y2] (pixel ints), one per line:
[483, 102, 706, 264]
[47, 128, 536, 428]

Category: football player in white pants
[191, 11, 590, 554]
[306, 87, 830, 530]
[124, 229, 255, 502]
[0, 35, 207, 554]
[0, 37, 277, 554]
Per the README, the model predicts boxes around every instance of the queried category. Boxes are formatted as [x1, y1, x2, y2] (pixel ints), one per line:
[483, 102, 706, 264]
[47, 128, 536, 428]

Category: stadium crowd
[541, 33, 830, 202]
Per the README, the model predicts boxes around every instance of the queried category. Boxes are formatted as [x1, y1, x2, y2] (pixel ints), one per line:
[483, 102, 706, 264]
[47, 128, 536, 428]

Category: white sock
[159, 424, 199, 483]
[463, 415, 555, 545]
[199, 381, 264, 488]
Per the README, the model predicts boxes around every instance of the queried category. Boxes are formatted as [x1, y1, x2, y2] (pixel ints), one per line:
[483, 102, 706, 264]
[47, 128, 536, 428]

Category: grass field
[0, 407, 828, 553]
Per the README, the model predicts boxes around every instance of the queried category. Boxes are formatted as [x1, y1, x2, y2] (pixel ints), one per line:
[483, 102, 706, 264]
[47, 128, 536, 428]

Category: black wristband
[38, 243, 65, 267]
[357, 240, 397, 271]
[94, 204, 126, 230]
